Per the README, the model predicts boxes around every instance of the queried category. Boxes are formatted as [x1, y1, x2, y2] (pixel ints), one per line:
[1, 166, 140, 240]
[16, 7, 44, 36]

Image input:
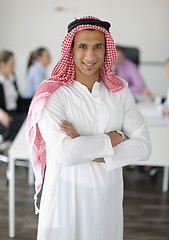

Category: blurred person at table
[112, 46, 156, 175]
[111, 45, 153, 101]
[23, 47, 51, 99]
[162, 58, 169, 116]
[0, 50, 26, 141]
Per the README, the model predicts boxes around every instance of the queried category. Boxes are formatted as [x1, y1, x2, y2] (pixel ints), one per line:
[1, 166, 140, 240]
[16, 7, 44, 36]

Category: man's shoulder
[102, 78, 132, 99]
[117, 78, 129, 91]
[111, 78, 134, 99]
[46, 84, 70, 103]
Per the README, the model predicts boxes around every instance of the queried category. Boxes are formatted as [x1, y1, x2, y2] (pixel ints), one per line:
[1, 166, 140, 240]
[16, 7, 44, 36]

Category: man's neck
[75, 75, 100, 92]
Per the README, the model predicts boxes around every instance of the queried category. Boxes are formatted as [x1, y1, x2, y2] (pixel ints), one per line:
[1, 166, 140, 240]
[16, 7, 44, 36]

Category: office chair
[122, 46, 140, 67]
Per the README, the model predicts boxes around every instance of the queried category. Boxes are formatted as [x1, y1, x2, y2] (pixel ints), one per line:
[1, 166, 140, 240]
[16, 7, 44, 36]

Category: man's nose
[84, 49, 95, 62]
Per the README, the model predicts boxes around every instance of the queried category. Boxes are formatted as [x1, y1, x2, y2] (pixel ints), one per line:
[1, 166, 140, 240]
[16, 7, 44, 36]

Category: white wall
[0, 0, 169, 96]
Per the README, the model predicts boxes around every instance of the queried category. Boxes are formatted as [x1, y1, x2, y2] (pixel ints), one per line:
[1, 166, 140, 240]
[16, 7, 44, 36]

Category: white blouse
[0, 73, 18, 111]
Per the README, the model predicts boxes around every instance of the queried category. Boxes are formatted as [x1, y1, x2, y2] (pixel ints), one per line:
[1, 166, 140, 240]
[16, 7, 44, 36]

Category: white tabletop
[135, 101, 169, 167]
[137, 101, 169, 127]
[8, 120, 29, 160]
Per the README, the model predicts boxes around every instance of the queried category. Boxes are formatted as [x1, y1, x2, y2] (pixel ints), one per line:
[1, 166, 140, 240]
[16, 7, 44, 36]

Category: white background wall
[0, 0, 169, 96]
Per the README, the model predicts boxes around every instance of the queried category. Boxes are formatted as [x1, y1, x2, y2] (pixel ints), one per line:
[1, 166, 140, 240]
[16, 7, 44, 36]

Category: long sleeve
[23, 62, 47, 98]
[112, 59, 146, 95]
[126, 60, 146, 94]
[38, 93, 114, 166]
[104, 87, 151, 171]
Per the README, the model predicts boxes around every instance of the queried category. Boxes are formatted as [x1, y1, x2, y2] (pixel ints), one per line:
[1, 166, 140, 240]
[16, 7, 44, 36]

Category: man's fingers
[67, 133, 76, 138]
[60, 125, 74, 132]
[60, 120, 72, 126]
[59, 120, 80, 138]
[60, 126, 76, 136]
[93, 158, 105, 163]
[60, 122, 77, 134]
[63, 130, 76, 139]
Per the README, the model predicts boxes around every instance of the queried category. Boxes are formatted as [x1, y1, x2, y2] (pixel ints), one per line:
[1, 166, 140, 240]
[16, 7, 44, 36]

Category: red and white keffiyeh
[26, 16, 125, 212]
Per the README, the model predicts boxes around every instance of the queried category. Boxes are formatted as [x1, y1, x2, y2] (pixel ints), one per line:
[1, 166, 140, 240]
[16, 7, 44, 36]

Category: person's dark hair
[115, 45, 125, 53]
[27, 47, 47, 69]
[0, 50, 14, 63]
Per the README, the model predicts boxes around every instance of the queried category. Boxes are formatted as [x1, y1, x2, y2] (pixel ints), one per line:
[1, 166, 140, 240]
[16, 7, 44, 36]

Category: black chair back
[123, 46, 140, 67]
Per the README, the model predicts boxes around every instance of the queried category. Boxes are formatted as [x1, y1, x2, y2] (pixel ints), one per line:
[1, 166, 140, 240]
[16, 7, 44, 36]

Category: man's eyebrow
[77, 42, 104, 45]
[96, 43, 104, 45]
[77, 42, 87, 45]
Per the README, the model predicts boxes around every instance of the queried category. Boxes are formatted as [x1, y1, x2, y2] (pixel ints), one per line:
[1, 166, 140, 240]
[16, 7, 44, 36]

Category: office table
[8, 121, 34, 238]
[8, 102, 169, 238]
[136, 102, 169, 192]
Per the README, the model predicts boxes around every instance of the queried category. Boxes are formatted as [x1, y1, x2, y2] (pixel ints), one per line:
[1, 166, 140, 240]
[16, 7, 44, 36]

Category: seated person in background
[162, 58, 169, 116]
[112, 46, 156, 177]
[22, 47, 51, 98]
[0, 50, 27, 141]
[111, 45, 153, 101]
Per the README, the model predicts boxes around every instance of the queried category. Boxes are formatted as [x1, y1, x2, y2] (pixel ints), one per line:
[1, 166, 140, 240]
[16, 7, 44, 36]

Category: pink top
[112, 58, 146, 95]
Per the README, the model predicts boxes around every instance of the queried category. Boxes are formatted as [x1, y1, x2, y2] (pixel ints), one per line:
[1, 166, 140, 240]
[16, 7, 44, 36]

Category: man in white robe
[26, 16, 151, 240]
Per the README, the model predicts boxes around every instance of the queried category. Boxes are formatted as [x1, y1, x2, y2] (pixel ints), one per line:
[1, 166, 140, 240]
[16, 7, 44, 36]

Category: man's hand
[59, 120, 105, 163]
[106, 131, 128, 147]
[59, 121, 128, 163]
[93, 158, 105, 163]
[59, 120, 80, 139]
[93, 131, 128, 163]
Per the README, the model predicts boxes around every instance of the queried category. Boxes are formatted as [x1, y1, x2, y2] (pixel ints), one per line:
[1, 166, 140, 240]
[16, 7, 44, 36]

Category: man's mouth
[83, 62, 96, 67]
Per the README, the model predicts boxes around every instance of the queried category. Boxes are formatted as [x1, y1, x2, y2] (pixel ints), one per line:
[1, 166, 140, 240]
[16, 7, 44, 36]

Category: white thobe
[37, 80, 151, 240]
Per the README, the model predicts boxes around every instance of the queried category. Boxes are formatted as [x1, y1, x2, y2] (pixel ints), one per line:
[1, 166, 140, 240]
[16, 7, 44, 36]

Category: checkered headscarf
[26, 16, 125, 208]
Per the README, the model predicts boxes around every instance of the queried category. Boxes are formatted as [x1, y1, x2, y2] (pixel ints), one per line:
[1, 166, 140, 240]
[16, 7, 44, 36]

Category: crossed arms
[59, 120, 128, 163]
[38, 87, 151, 168]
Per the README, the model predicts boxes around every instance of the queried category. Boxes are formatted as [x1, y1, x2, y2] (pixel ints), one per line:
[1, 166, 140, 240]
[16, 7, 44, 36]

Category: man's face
[71, 30, 105, 80]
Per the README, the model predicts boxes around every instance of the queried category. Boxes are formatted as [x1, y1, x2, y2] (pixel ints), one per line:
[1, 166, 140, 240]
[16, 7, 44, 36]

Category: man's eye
[79, 45, 86, 49]
[95, 45, 103, 49]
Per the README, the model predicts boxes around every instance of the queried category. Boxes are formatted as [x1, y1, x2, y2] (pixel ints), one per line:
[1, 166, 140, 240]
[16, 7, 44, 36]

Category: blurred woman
[23, 47, 51, 98]
[0, 50, 26, 140]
